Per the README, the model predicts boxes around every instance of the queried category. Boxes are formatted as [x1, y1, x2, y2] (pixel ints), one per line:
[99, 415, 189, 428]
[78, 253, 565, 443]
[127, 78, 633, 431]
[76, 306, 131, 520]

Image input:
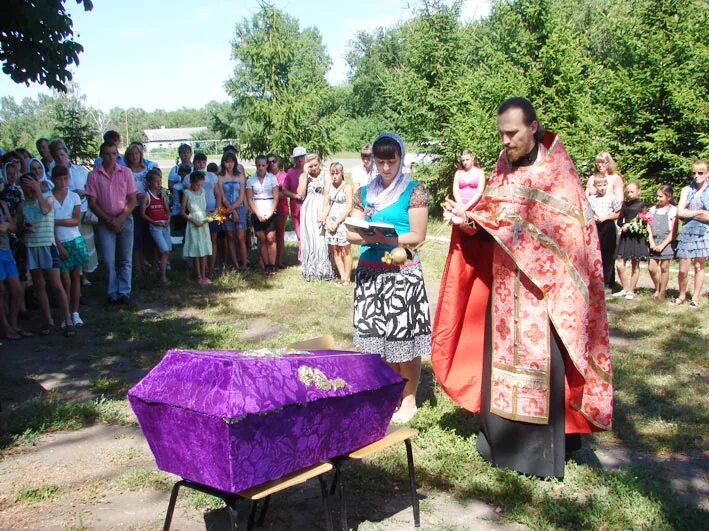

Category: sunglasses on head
[267, 159, 277, 163]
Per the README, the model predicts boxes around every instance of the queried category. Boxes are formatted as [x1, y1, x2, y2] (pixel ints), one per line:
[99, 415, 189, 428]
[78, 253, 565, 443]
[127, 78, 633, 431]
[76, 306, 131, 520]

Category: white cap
[291, 146, 307, 158]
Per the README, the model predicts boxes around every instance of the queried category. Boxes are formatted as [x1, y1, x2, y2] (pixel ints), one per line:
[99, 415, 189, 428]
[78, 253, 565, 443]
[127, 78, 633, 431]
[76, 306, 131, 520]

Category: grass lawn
[0, 222, 706, 529]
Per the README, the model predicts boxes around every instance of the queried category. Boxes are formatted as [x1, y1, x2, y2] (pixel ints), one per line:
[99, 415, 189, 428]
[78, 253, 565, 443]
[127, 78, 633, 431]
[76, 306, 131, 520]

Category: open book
[344, 217, 398, 237]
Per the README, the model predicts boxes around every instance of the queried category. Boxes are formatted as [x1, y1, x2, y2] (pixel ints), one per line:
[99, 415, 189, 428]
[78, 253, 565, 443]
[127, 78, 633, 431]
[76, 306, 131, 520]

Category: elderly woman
[28, 157, 54, 193]
[347, 133, 431, 424]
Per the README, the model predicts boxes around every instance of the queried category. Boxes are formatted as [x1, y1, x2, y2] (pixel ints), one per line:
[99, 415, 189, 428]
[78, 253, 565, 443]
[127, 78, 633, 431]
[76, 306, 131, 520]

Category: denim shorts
[26, 244, 60, 270]
[149, 224, 173, 254]
[0, 249, 19, 279]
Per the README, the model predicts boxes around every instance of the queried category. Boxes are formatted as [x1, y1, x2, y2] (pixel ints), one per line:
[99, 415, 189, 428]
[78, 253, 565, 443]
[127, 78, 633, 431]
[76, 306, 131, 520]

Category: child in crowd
[181, 171, 212, 284]
[321, 162, 353, 285]
[0, 197, 30, 339]
[183, 152, 219, 274]
[141, 169, 172, 284]
[18, 173, 74, 336]
[647, 185, 677, 300]
[52, 165, 89, 328]
[614, 181, 649, 300]
[588, 175, 621, 291]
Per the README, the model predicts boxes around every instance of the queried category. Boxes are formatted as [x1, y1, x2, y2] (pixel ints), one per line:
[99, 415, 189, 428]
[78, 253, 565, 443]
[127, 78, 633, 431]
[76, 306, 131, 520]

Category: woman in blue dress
[674, 160, 709, 308]
[217, 152, 247, 271]
[346, 133, 431, 424]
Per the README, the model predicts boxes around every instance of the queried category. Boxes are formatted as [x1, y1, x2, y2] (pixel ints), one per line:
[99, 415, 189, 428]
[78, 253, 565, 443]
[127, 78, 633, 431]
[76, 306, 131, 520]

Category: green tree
[219, 2, 340, 162]
[1, 0, 93, 92]
[584, 0, 709, 191]
[54, 104, 97, 164]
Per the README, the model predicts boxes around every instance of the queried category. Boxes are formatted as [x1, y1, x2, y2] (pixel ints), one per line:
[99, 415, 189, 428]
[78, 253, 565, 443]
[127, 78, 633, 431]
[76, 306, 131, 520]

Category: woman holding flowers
[613, 181, 649, 300]
[347, 133, 431, 424]
[674, 160, 709, 308]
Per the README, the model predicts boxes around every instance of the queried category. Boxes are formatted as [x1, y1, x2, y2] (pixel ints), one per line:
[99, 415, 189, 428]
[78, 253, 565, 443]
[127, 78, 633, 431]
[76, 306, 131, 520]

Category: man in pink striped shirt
[86, 142, 137, 305]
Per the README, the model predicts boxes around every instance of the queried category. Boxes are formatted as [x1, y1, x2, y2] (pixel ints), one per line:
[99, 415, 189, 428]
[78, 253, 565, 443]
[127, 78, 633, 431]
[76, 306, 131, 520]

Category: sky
[0, 0, 491, 112]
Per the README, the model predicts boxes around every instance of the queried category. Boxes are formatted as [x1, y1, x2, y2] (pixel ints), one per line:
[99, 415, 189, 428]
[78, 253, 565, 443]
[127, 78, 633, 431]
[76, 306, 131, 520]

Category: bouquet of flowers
[628, 209, 652, 237]
[205, 206, 228, 224]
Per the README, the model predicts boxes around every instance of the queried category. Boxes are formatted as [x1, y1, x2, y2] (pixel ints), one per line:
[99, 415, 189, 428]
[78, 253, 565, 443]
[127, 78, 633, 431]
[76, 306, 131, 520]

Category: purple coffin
[128, 349, 405, 493]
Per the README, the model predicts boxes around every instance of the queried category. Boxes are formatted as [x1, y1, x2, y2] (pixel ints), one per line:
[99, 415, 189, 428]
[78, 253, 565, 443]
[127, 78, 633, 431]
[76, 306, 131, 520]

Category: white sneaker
[625, 292, 635, 300]
[612, 290, 627, 297]
[81, 277, 92, 286]
[72, 312, 84, 327]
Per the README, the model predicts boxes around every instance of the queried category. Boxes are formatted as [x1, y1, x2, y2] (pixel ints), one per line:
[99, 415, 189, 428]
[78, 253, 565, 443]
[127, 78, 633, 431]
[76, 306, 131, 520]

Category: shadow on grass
[199, 461, 425, 531]
[397, 301, 708, 529]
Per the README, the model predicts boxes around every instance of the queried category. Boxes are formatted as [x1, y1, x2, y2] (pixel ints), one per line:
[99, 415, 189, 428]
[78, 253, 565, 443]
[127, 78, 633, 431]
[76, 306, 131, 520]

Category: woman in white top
[246, 155, 280, 275]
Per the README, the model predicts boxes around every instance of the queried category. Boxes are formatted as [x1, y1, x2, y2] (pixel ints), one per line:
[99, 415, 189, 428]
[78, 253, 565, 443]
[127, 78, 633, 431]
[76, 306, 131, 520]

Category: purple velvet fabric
[128, 349, 405, 493]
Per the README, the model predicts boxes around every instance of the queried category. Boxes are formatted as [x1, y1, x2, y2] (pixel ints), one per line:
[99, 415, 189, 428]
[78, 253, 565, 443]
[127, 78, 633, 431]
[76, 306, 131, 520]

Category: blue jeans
[97, 216, 133, 299]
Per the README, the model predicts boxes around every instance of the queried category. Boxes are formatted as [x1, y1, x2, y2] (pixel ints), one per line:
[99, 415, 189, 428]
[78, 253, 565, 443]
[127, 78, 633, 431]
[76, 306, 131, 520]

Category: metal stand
[332, 432, 420, 529]
[405, 438, 421, 527]
[162, 475, 335, 531]
[163, 479, 241, 531]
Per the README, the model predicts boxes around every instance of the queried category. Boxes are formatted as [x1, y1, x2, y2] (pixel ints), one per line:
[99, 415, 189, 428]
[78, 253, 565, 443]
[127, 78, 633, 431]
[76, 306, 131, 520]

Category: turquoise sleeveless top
[359, 180, 418, 262]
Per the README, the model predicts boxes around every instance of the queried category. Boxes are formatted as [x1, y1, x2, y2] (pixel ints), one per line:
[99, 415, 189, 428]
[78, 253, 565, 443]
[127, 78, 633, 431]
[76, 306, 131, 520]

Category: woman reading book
[346, 132, 431, 424]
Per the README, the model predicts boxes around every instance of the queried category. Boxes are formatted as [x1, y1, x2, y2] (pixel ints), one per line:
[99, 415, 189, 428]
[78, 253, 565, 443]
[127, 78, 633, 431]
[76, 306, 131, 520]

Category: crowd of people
[1, 95, 706, 483]
[0, 130, 382, 339]
[586, 154, 708, 307]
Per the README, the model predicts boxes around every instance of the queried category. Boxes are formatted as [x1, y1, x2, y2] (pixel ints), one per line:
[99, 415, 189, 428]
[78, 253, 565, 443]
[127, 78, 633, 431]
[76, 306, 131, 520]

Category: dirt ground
[0, 277, 707, 530]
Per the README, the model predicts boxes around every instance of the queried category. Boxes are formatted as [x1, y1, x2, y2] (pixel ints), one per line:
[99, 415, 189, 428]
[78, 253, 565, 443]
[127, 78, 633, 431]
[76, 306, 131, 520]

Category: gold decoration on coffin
[298, 365, 350, 391]
[240, 348, 310, 358]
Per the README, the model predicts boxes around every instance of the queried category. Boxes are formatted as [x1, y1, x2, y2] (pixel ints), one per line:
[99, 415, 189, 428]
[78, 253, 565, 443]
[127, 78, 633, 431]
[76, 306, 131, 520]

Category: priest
[432, 97, 613, 478]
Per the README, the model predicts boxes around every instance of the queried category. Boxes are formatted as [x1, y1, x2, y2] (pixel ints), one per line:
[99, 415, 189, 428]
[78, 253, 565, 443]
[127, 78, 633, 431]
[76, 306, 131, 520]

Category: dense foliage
[1, 0, 706, 193]
[344, 0, 708, 200]
[0, 0, 93, 92]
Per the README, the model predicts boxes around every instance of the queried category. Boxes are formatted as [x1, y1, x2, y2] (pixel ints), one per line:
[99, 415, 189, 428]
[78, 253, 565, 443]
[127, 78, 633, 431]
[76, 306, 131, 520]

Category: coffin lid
[128, 349, 404, 420]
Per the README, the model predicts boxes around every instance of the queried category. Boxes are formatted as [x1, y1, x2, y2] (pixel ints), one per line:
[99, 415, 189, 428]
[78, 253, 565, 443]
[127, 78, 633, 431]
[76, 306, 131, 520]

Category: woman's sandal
[39, 324, 55, 336]
[63, 325, 77, 337]
[17, 329, 33, 338]
[689, 300, 700, 309]
[670, 298, 686, 306]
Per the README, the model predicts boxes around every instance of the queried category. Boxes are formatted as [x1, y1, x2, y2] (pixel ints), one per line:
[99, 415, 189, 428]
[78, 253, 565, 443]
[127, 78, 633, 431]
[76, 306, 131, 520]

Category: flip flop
[16, 329, 33, 338]
[670, 298, 686, 306]
[689, 300, 700, 309]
